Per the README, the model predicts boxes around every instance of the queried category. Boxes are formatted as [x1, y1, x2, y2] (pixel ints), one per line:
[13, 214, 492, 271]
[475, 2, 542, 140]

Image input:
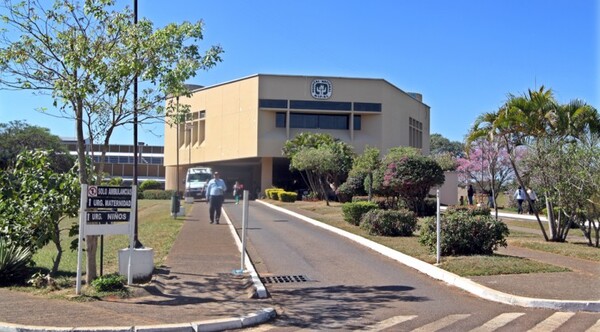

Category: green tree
[382, 155, 445, 215]
[430, 133, 464, 157]
[0, 150, 79, 276]
[0, 0, 223, 283]
[0, 121, 73, 171]
[349, 146, 380, 201]
[284, 133, 354, 205]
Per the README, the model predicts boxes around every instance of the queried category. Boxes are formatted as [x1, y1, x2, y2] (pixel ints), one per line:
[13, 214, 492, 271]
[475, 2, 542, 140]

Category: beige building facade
[164, 74, 431, 196]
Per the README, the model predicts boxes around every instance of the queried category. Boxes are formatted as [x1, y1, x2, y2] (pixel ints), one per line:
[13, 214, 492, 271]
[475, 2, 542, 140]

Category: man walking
[206, 171, 227, 224]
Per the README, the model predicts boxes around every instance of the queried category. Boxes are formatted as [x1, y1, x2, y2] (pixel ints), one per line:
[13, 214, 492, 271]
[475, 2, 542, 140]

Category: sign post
[76, 185, 135, 294]
[436, 189, 441, 265]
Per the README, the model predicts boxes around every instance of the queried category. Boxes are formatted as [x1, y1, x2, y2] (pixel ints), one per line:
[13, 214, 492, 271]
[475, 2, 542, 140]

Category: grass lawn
[8, 200, 187, 298]
[265, 199, 598, 277]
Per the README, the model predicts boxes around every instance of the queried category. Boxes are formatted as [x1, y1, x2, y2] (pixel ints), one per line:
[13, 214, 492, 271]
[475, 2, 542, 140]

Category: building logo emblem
[311, 79, 332, 99]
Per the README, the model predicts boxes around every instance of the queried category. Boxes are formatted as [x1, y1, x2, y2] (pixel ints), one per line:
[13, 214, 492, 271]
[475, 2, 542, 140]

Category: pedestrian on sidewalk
[513, 185, 525, 214]
[233, 180, 244, 204]
[487, 190, 495, 208]
[206, 171, 227, 224]
[467, 184, 474, 205]
[527, 188, 538, 214]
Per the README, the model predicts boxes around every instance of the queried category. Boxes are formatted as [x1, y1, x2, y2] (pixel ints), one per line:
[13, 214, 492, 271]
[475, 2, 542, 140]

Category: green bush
[265, 188, 285, 200]
[0, 239, 33, 285]
[360, 209, 417, 236]
[91, 273, 126, 292]
[341, 201, 378, 226]
[139, 189, 175, 200]
[107, 177, 123, 186]
[419, 212, 509, 256]
[139, 180, 163, 191]
[279, 191, 297, 202]
[445, 205, 491, 216]
[337, 176, 367, 203]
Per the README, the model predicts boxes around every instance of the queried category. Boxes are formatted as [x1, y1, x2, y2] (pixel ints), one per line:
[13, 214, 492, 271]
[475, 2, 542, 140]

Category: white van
[185, 167, 212, 200]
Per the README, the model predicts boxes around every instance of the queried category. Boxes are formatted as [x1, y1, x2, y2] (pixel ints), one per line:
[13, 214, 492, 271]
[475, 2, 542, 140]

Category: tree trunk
[50, 220, 62, 276]
[367, 173, 373, 202]
[74, 97, 98, 283]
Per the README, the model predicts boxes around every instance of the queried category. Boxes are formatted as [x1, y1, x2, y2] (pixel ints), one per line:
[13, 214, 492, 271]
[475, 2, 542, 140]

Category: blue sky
[0, 0, 598, 146]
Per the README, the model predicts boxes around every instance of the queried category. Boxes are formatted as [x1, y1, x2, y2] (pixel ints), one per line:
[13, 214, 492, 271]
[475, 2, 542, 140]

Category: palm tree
[467, 87, 559, 240]
[469, 87, 600, 242]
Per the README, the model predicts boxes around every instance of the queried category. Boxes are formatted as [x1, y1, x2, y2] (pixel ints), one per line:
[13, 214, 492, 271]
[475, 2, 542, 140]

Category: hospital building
[163, 74, 431, 196]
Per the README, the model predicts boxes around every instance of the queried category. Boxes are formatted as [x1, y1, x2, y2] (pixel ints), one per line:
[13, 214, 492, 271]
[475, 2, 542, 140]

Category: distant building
[163, 74, 431, 194]
[62, 138, 165, 184]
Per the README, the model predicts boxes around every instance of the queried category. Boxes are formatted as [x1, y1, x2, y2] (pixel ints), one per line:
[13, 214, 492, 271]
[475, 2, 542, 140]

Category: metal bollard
[171, 192, 180, 218]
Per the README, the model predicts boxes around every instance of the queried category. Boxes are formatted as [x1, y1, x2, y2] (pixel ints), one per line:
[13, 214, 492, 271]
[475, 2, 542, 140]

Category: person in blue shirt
[206, 171, 227, 224]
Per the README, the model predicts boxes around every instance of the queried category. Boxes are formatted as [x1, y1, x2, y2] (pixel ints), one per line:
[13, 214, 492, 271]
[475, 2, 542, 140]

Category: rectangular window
[277, 112, 354, 130]
[259, 99, 288, 109]
[291, 113, 318, 128]
[353, 115, 361, 130]
[319, 114, 347, 129]
[290, 100, 351, 111]
[409, 117, 423, 149]
[353, 102, 382, 112]
[276, 112, 286, 128]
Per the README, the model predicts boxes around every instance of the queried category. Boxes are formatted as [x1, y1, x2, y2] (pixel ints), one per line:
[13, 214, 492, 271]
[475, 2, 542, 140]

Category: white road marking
[469, 312, 525, 332]
[585, 318, 600, 332]
[363, 315, 418, 331]
[412, 314, 471, 332]
[528, 312, 576, 332]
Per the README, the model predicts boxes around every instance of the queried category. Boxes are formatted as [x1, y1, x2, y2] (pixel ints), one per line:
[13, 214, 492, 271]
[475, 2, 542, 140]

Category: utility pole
[133, 0, 142, 248]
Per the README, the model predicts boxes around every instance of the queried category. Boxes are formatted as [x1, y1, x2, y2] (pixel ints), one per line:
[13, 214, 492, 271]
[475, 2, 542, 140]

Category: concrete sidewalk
[0, 201, 275, 331]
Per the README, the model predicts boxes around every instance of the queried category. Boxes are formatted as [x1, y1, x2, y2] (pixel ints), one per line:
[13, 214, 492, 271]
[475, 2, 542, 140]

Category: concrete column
[260, 157, 273, 194]
[165, 166, 178, 191]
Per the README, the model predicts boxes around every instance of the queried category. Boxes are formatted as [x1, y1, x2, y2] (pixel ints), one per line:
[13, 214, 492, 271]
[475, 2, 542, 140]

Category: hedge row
[139, 190, 176, 200]
[265, 188, 297, 203]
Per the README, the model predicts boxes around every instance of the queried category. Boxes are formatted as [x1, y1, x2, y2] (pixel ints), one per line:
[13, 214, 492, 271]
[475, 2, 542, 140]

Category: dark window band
[276, 112, 361, 130]
[353, 102, 381, 112]
[290, 100, 352, 111]
[259, 99, 288, 109]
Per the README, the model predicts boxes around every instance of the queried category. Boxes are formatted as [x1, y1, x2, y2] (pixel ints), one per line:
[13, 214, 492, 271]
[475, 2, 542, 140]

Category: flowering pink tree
[457, 138, 524, 203]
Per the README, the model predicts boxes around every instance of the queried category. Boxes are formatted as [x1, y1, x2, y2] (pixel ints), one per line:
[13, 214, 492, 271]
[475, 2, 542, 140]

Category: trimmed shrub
[265, 188, 285, 200]
[419, 212, 509, 256]
[270, 189, 285, 200]
[0, 239, 33, 285]
[139, 180, 163, 191]
[279, 191, 297, 202]
[140, 190, 175, 200]
[337, 176, 367, 203]
[360, 209, 417, 236]
[341, 201, 378, 226]
[91, 273, 126, 292]
[351, 196, 369, 202]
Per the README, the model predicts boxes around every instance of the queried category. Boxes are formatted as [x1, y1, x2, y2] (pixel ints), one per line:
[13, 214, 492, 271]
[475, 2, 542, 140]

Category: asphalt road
[224, 201, 600, 331]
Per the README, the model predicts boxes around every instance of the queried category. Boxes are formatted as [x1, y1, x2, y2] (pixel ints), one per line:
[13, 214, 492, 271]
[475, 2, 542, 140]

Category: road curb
[0, 308, 276, 332]
[221, 208, 269, 299]
[257, 200, 600, 313]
